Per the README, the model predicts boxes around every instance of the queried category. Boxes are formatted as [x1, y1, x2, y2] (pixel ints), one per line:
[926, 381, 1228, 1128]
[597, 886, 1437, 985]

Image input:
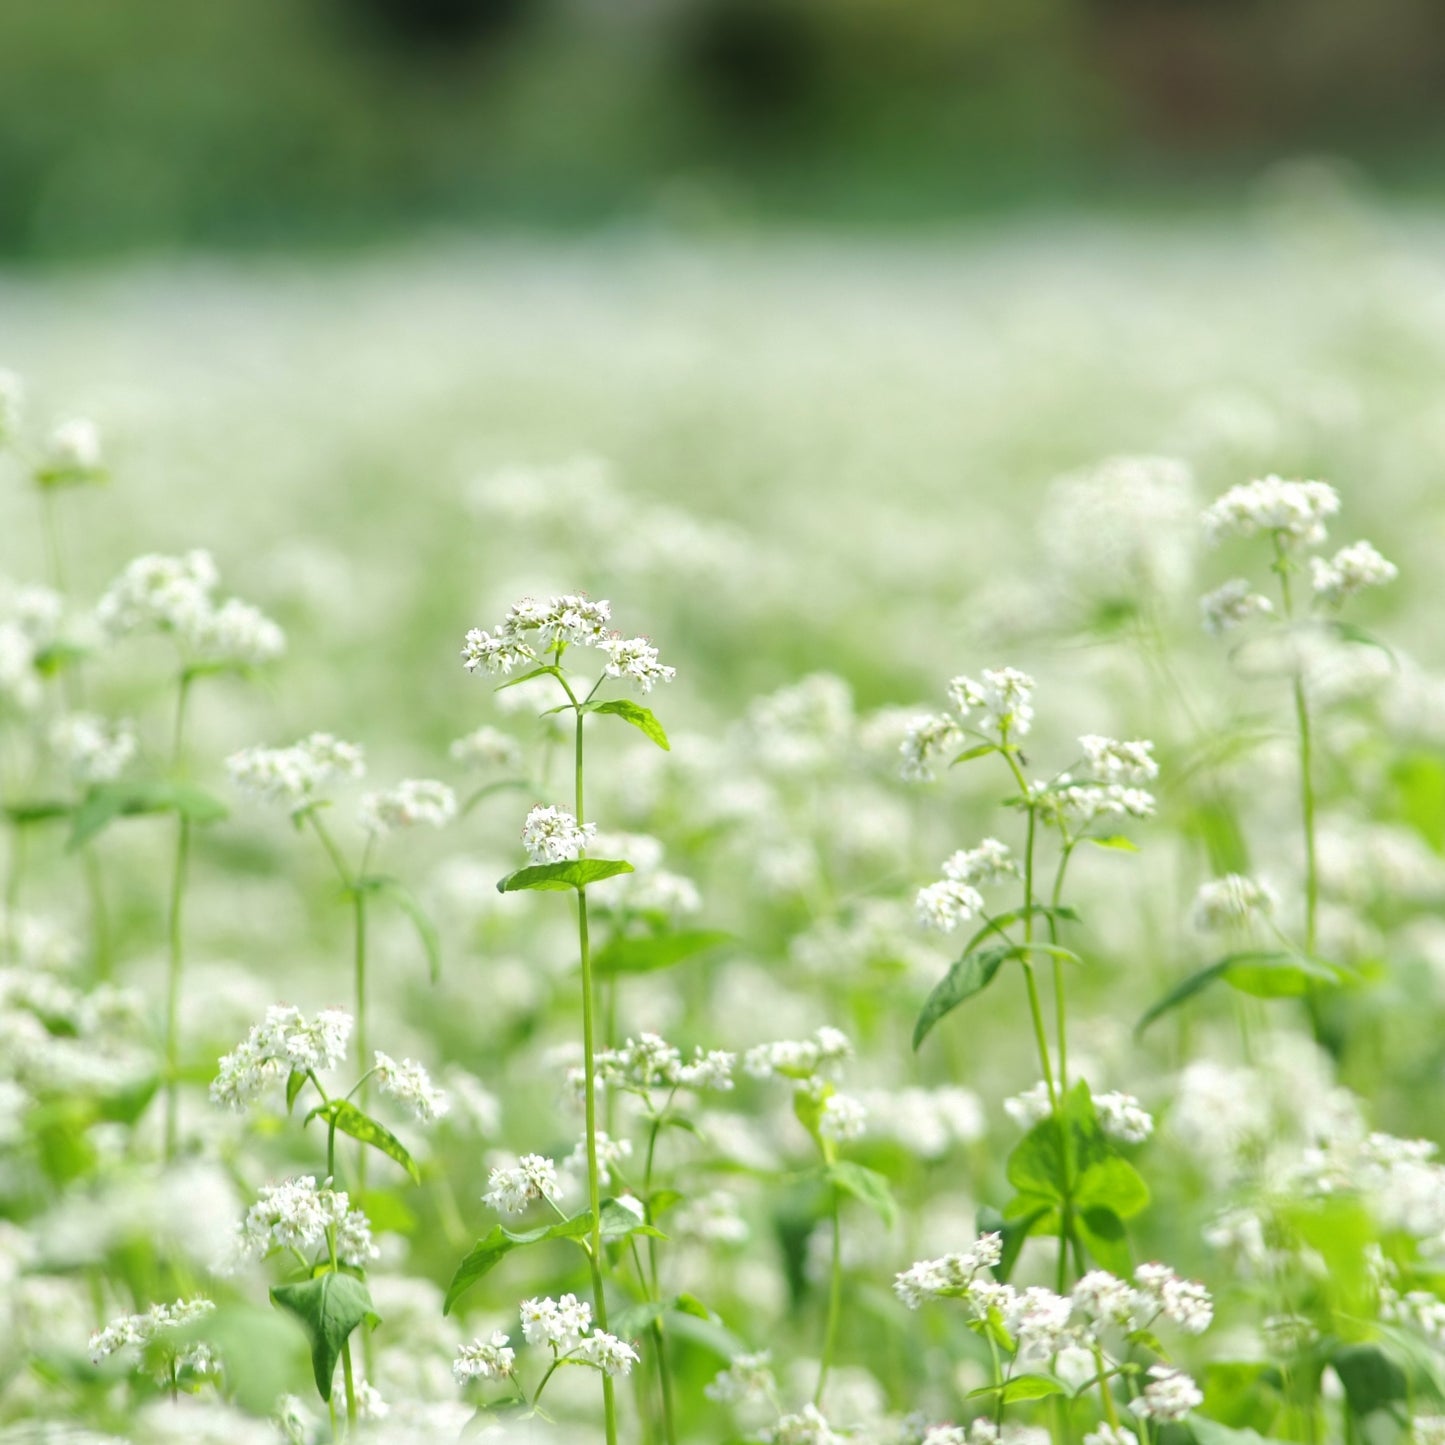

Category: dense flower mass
[1190, 873, 1279, 932]
[228, 732, 365, 813]
[358, 777, 457, 834]
[1310, 539, 1398, 607]
[520, 803, 595, 863]
[1202, 477, 1340, 547]
[210, 1006, 353, 1109]
[482, 1154, 561, 1214]
[1200, 577, 1276, 635]
[372, 1050, 448, 1122]
[227, 1177, 377, 1268]
[49, 711, 136, 783]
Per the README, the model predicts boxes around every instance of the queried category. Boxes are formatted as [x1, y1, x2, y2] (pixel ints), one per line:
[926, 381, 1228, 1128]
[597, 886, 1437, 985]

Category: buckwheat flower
[0, 623, 40, 712]
[1133, 1263, 1213, 1334]
[1201, 578, 1275, 635]
[233, 1177, 376, 1266]
[210, 1006, 353, 1109]
[922, 1429, 968, 1445]
[41, 417, 102, 479]
[373, 1051, 448, 1123]
[950, 667, 1037, 738]
[1083, 1428, 1138, 1445]
[95, 550, 219, 639]
[191, 596, 286, 665]
[900, 712, 963, 782]
[705, 1350, 776, 1405]
[333, 1205, 380, 1267]
[1012, 1286, 1075, 1363]
[519, 1293, 591, 1352]
[483, 1154, 560, 1214]
[1131, 1366, 1203, 1421]
[1190, 873, 1279, 932]
[578, 1330, 640, 1376]
[1310, 540, 1398, 608]
[1004, 1082, 1054, 1129]
[601, 633, 676, 693]
[0, 369, 22, 441]
[765, 1404, 844, 1445]
[673, 1047, 736, 1091]
[1202, 477, 1340, 548]
[915, 880, 985, 934]
[819, 1092, 868, 1143]
[453, 1331, 516, 1382]
[1079, 736, 1159, 785]
[1071, 1271, 1139, 1331]
[90, 1297, 215, 1365]
[359, 778, 456, 835]
[49, 712, 136, 784]
[563, 1131, 631, 1189]
[673, 1190, 750, 1246]
[461, 626, 535, 675]
[1414, 1420, 1445, 1445]
[520, 803, 594, 863]
[943, 838, 1018, 885]
[1094, 1092, 1154, 1145]
[744, 1027, 852, 1081]
[228, 732, 365, 813]
[1042, 781, 1156, 828]
[449, 726, 524, 771]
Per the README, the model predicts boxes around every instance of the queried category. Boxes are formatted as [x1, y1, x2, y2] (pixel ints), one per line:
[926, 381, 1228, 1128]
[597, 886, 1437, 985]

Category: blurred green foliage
[4, 0, 1445, 256]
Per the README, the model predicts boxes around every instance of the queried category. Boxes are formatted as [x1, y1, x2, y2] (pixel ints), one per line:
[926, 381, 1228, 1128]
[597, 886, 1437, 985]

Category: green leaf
[951, 742, 999, 766]
[1074, 1157, 1150, 1220]
[173, 1302, 311, 1416]
[1322, 619, 1398, 668]
[32, 641, 90, 675]
[913, 945, 1011, 1051]
[270, 1272, 380, 1402]
[444, 1213, 594, 1315]
[1332, 1343, 1407, 1418]
[4, 799, 71, 826]
[592, 929, 731, 976]
[285, 1071, 307, 1113]
[494, 665, 562, 691]
[1077, 1205, 1133, 1275]
[955, 905, 1082, 959]
[68, 780, 228, 851]
[587, 699, 670, 751]
[978, 1203, 1050, 1283]
[1136, 951, 1340, 1035]
[311, 1100, 420, 1184]
[826, 1161, 898, 1229]
[357, 875, 442, 983]
[496, 858, 634, 893]
[599, 1197, 666, 1240]
[1088, 834, 1140, 853]
[969, 1374, 1069, 1403]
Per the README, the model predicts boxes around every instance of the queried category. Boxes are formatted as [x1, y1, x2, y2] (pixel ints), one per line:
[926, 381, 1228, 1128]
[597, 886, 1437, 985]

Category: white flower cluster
[0, 584, 65, 713]
[89, 1297, 215, 1366]
[452, 1330, 516, 1382]
[763, 1404, 844, 1445]
[518, 1294, 639, 1375]
[1078, 736, 1158, 784]
[1190, 874, 1279, 933]
[49, 712, 137, 785]
[96, 549, 285, 664]
[449, 725, 523, 771]
[744, 1027, 852, 1081]
[227, 732, 365, 814]
[1200, 577, 1275, 635]
[42, 417, 103, 478]
[1130, 1365, 1204, 1421]
[482, 1154, 561, 1215]
[562, 1130, 632, 1190]
[520, 804, 595, 864]
[949, 668, 1037, 739]
[229, 1177, 377, 1268]
[896, 1237, 1211, 1354]
[1003, 1082, 1154, 1144]
[1202, 477, 1340, 548]
[704, 1348, 776, 1405]
[372, 1051, 448, 1123]
[1032, 734, 1158, 830]
[818, 1090, 868, 1142]
[359, 778, 456, 835]
[944, 837, 1019, 884]
[899, 713, 964, 783]
[461, 593, 675, 692]
[589, 831, 703, 921]
[588, 1031, 736, 1096]
[915, 841, 1018, 934]
[210, 1005, 353, 1110]
[1310, 539, 1397, 608]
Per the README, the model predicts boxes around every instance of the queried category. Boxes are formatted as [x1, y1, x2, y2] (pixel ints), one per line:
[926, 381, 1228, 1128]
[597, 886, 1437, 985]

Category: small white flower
[818, 1092, 868, 1143]
[915, 879, 985, 934]
[577, 1330, 640, 1376]
[600, 633, 675, 693]
[90, 1297, 215, 1366]
[1201, 578, 1275, 635]
[210, 1006, 353, 1110]
[563, 1131, 631, 1189]
[43, 417, 102, 475]
[373, 1051, 448, 1123]
[520, 803, 595, 863]
[1083, 1428, 1138, 1445]
[1190, 874, 1279, 932]
[1078, 736, 1158, 785]
[1094, 1091, 1154, 1145]
[764, 1403, 844, 1445]
[1131, 1365, 1203, 1421]
[942, 838, 1017, 885]
[704, 1350, 775, 1405]
[228, 732, 365, 813]
[900, 712, 964, 782]
[449, 726, 524, 770]
[949, 667, 1037, 739]
[49, 713, 136, 784]
[1133, 1263, 1213, 1334]
[519, 1293, 591, 1352]
[359, 778, 456, 834]
[483, 1154, 560, 1214]
[1202, 477, 1340, 548]
[453, 1331, 515, 1382]
[1071, 1271, 1139, 1331]
[1310, 540, 1397, 608]
[229, 1177, 376, 1268]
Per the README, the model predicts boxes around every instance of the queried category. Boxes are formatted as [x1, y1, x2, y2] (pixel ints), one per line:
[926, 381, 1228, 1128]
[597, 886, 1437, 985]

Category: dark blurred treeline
[3, 0, 1445, 256]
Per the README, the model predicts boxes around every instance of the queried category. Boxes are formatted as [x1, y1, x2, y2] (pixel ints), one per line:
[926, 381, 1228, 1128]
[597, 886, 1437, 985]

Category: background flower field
[3, 186, 1445, 1442]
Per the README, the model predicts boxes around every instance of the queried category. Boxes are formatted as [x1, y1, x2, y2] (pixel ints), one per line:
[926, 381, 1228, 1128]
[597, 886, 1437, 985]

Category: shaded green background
[5, 0, 1445, 257]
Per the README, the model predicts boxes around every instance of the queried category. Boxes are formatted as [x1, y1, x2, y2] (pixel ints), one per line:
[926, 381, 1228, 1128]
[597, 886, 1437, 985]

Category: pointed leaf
[496, 858, 634, 893]
[588, 699, 670, 751]
[1088, 835, 1139, 853]
[1136, 951, 1339, 1034]
[826, 1161, 898, 1228]
[269, 1272, 380, 1402]
[593, 930, 732, 976]
[913, 945, 1011, 1051]
[494, 666, 562, 692]
[285, 1071, 307, 1113]
[951, 742, 999, 766]
[68, 780, 228, 852]
[314, 1100, 420, 1184]
[970, 1374, 1069, 1403]
[599, 1198, 666, 1240]
[444, 1212, 595, 1315]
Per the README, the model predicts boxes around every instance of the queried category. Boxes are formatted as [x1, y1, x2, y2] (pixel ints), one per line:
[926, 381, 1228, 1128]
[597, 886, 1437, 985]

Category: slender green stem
[1094, 1345, 1121, 1429]
[341, 1341, 358, 1434]
[353, 883, 369, 1192]
[813, 1191, 843, 1408]
[1049, 841, 1076, 1096]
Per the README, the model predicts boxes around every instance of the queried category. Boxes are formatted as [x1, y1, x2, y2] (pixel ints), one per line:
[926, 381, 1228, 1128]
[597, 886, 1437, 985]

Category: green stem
[813, 1191, 843, 1408]
[341, 1340, 358, 1433]
[353, 883, 369, 1193]
[1094, 1344, 1121, 1429]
